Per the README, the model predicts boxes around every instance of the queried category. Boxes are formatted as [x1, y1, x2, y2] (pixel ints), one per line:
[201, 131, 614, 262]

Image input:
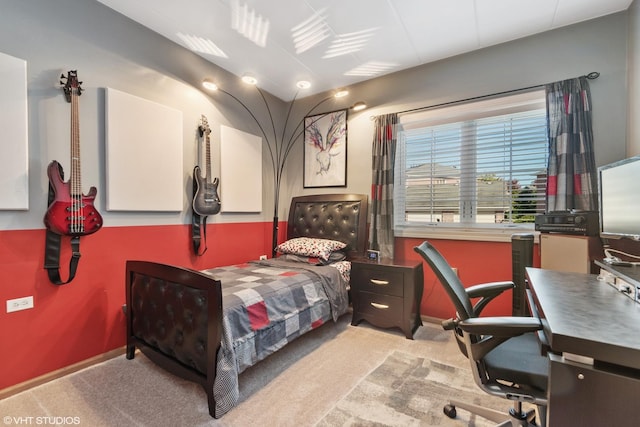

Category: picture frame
[366, 250, 381, 262]
[303, 108, 348, 188]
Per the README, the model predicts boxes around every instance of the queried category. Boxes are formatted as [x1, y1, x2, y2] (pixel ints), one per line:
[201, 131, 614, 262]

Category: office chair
[414, 241, 548, 427]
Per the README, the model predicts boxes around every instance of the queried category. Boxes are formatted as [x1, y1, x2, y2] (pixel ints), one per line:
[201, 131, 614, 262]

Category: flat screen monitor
[598, 155, 640, 240]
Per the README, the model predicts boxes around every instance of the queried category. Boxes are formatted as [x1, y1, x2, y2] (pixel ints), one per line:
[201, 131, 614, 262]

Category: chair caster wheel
[443, 404, 457, 419]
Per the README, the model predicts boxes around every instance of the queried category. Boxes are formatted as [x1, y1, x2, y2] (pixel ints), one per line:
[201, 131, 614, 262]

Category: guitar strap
[191, 167, 208, 256]
[43, 162, 81, 285]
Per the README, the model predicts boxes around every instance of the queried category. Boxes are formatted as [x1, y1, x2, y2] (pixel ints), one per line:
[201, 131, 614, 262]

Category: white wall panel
[220, 125, 262, 212]
[105, 88, 183, 211]
[0, 52, 28, 210]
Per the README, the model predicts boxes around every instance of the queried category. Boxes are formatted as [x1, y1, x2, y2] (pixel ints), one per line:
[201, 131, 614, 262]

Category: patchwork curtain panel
[545, 76, 598, 212]
[370, 113, 398, 259]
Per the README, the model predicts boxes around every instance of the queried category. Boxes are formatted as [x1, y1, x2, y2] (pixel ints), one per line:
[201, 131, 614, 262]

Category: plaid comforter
[200, 259, 350, 417]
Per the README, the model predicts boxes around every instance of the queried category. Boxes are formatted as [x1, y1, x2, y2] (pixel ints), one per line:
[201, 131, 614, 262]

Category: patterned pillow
[280, 251, 347, 265]
[276, 237, 347, 261]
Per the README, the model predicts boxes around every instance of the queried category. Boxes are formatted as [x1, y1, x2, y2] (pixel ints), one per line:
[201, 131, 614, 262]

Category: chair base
[444, 399, 543, 427]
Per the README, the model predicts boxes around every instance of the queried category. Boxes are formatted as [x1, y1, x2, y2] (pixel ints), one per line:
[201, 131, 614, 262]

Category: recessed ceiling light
[242, 75, 258, 85]
[334, 89, 349, 98]
[351, 101, 367, 111]
[202, 79, 218, 91]
[296, 80, 311, 89]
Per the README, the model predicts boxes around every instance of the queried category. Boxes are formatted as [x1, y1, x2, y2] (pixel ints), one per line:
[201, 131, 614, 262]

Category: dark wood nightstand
[350, 257, 424, 339]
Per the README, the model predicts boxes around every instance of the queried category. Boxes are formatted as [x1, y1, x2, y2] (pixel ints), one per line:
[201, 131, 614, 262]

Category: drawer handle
[370, 279, 389, 286]
[370, 302, 389, 310]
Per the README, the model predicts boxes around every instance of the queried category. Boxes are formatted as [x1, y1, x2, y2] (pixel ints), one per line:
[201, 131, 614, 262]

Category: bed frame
[125, 193, 368, 417]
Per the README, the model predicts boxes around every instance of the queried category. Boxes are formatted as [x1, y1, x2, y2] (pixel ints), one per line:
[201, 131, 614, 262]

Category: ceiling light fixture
[241, 74, 258, 85]
[351, 101, 367, 111]
[202, 79, 218, 91]
[334, 89, 349, 98]
[296, 80, 311, 89]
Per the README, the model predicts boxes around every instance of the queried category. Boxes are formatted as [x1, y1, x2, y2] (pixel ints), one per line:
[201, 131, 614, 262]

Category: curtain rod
[386, 71, 600, 118]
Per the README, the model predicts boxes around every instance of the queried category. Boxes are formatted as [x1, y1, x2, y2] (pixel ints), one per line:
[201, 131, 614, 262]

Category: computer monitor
[598, 155, 640, 241]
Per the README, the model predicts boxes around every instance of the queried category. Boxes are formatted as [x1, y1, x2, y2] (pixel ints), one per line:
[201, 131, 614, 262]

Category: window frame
[394, 89, 548, 242]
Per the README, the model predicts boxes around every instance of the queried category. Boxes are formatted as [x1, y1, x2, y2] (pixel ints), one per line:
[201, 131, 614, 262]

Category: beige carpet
[0, 316, 512, 426]
[317, 350, 507, 427]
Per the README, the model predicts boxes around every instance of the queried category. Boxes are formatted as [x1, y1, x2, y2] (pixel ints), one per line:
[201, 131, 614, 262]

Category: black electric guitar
[192, 115, 221, 216]
[44, 70, 103, 236]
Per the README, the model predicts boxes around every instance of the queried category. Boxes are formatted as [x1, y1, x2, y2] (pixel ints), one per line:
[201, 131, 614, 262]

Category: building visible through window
[395, 90, 548, 230]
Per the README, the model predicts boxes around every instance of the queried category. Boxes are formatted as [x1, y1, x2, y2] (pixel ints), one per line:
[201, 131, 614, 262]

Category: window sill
[395, 225, 540, 243]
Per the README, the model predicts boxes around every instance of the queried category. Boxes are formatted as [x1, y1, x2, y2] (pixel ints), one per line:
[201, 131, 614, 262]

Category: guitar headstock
[60, 70, 82, 103]
[198, 115, 211, 138]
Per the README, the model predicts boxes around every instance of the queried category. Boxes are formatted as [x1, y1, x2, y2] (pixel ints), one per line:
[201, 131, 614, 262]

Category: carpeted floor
[0, 317, 516, 426]
[316, 350, 507, 427]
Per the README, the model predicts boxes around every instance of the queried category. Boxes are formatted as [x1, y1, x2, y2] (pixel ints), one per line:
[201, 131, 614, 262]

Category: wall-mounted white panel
[105, 88, 183, 211]
[220, 125, 262, 212]
[0, 52, 28, 210]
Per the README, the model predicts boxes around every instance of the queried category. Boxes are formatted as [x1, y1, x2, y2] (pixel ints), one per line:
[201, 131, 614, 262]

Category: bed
[124, 193, 368, 418]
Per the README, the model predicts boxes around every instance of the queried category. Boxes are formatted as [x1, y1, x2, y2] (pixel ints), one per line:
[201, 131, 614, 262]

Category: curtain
[545, 76, 598, 212]
[370, 113, 398, 259]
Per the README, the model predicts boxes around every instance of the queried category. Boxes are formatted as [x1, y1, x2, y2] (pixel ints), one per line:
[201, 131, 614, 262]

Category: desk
[595, 259, 640, 294]
[526, 268, 640, 426]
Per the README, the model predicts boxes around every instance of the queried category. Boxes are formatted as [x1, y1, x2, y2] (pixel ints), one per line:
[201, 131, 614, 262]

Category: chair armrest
[457, 317, 543, 360]
[458, 316, 542, 337]
[466, 281, 515, 316]
[466, 281, 514, 298]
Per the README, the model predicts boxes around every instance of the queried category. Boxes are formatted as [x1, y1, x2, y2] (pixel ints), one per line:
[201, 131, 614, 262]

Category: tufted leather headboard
[286, 193, 368, 257]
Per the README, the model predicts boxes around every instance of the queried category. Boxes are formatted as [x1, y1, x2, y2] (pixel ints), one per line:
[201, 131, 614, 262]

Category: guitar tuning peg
[60, 73, 65, 79]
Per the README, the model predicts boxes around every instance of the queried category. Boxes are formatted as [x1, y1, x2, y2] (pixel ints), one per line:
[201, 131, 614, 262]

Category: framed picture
[303, 108, 347, 188]
[366, 250, 381, 262]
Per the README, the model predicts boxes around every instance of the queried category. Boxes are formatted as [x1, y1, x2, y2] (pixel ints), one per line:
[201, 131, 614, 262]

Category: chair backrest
[414, 241, 474, 320]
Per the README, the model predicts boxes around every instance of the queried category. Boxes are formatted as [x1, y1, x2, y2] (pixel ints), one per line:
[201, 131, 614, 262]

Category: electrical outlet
[259, 255, 267, 260]
[6, 296, 34, 313]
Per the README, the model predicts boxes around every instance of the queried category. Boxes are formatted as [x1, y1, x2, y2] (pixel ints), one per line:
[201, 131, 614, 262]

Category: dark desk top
[526, 267, 640, 370]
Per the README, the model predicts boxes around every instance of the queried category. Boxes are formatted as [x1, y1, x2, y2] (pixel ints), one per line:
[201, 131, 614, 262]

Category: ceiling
[96, 0, 633, 101]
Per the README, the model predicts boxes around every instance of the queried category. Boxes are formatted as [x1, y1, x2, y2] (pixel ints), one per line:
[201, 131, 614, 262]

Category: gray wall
[0, 1, 633, 230]
[284, 11, 630, 204]
[0, 0, 336, 230]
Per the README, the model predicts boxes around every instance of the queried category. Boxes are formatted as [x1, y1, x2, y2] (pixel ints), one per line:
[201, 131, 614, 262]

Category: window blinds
[395, 90, 548, 227]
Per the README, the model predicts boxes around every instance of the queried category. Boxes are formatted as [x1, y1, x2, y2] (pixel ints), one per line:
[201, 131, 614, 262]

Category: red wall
[0, 221, 280, 390]
[0, 223, 538, 391]
[396, 237, 541, 320]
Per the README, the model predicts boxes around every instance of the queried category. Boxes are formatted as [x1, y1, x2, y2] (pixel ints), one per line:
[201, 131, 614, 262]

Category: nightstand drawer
[351, 267, 404, 296]
[354, 291, 403, 324]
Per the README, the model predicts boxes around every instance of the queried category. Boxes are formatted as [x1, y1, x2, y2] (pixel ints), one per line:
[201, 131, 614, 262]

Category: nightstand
[350, 257, 424, 339]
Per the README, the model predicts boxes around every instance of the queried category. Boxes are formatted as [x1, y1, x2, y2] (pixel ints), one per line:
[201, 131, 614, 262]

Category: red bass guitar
[44, 70, 102, 236]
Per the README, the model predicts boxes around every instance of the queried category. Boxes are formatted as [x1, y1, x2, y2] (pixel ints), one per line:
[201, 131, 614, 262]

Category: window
[395, 90, 548, 235]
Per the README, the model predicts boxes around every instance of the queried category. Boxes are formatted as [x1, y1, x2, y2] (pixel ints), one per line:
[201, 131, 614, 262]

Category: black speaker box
[511, 233, 534, 316]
